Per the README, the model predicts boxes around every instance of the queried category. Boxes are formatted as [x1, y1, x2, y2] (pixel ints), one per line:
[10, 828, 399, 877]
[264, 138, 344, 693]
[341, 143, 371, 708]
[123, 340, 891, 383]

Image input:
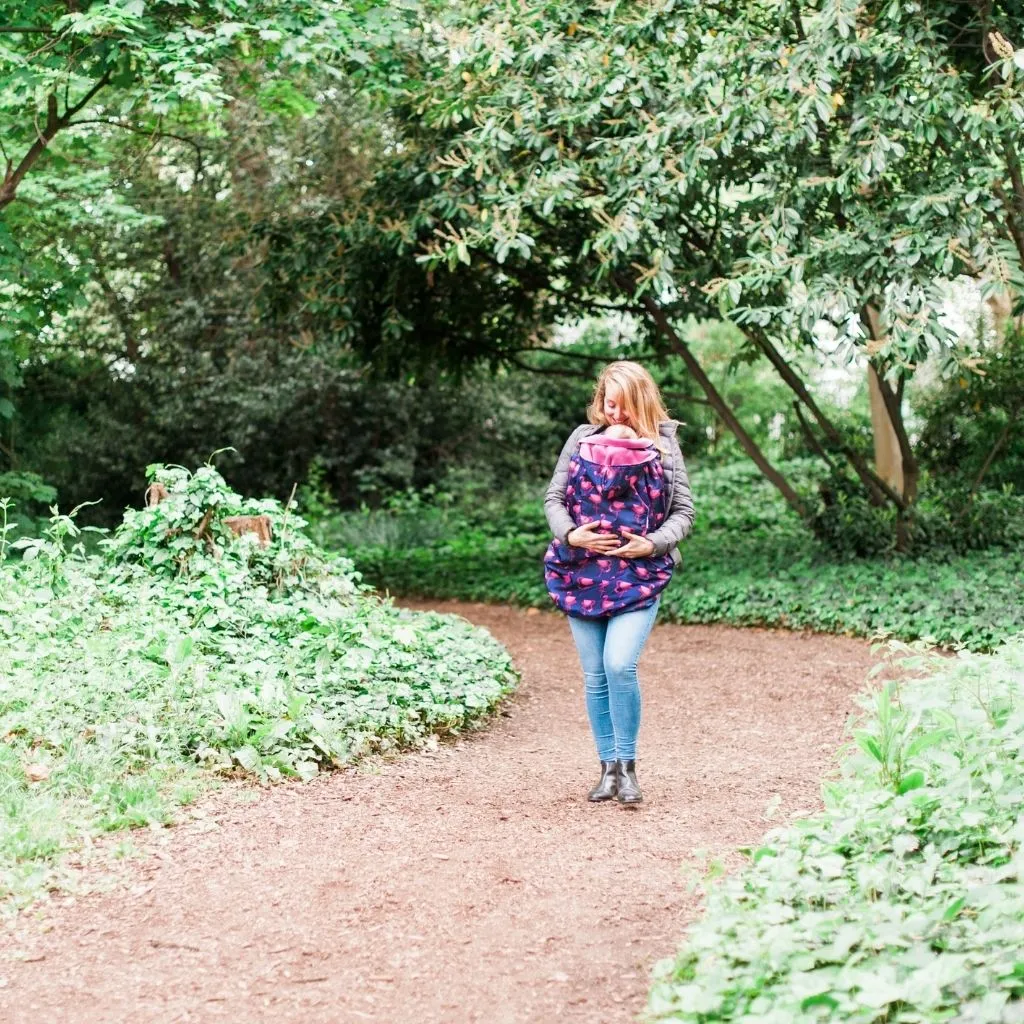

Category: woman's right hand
[567, 520, 621, 553]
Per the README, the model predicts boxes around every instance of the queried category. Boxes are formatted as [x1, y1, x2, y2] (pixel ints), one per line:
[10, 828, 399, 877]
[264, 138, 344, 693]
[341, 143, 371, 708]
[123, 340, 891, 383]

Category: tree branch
[792, 400, 838, 470]
[970, 406, 1019, 495]
[1003, 133, 1024, 217]
[508, 347, 613, 366]
[747, 325, 908, 509]
[662, 390, 712, 408]
[508, 355, 578, 377]
[993, 182, 1024, 267]
[68, 118, 206, 178]
[627, 279, 806, 518]
[64, 70, 112, 119]
[0, 69, 111, 210]
[789, 0, 807, 41]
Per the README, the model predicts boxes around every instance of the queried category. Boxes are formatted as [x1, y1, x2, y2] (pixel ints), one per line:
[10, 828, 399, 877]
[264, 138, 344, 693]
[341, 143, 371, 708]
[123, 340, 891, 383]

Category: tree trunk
[638, 294, 806, 518]
[747, 326, 906, 510]
[867, 364, 904, 495]
[863, 306, 918, 505]
[861, 308, 922, 549]
[0, 74, 111, 210]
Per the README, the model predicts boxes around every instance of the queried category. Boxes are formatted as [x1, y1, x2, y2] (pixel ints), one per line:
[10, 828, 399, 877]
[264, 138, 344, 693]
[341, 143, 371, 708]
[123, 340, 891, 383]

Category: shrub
[336, 460, 1024, 651]
[648, 637, 1024, 1022]
[0, 467, 517, 908]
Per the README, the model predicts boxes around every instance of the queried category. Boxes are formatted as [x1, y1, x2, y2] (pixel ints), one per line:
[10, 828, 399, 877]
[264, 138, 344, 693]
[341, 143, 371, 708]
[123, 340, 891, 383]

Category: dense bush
[12, 353, 579, 527]
[810, 471, 1024, 559]
[0, 466, 516, 909]
[916, 329, 1024, 494]
[335, 461, 1024, 651]
[648, 637, 1024, 1023]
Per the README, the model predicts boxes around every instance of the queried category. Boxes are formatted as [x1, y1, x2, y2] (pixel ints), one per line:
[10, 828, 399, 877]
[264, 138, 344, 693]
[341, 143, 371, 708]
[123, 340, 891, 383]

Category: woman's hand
[567, 521, 621, 553]
[607, 528, 655, 559]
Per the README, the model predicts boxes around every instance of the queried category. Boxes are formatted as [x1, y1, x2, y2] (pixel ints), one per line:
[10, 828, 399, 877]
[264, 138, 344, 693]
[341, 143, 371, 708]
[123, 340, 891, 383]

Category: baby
[604, 424, 638, 439]
[543, 424, 673, 617]
[578, 423, 658, 482]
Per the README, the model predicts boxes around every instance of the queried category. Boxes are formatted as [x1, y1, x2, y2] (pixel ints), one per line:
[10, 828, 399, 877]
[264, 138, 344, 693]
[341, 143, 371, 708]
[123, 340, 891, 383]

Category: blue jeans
[567, 599, 660, 762]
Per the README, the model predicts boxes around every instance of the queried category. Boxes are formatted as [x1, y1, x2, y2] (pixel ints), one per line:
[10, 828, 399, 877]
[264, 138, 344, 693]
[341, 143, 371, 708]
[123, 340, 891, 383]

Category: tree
[0, 0, 398, 210]
[355, 0, 1024, 541]
[0, 0, 412, 447]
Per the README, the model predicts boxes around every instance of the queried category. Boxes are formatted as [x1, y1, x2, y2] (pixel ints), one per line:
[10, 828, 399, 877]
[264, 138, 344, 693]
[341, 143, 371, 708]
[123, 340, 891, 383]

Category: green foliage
[0, 0, 415, 437]
[0, 471, 56, 507]
[104, 461, 346, 597]
[383, 0, 1023, 367]
[318, 0, 1024, 540]
[0, 467, 516, 910]
[647, 637, 1024, 1022]
[810, 473, 1024, 559]
[11, 343, 583, 526]
[917, 328, 1024, 493]
[338, 460, 1024, 651]
[1, 46, 389, 489]
[0, 471, 57, 538]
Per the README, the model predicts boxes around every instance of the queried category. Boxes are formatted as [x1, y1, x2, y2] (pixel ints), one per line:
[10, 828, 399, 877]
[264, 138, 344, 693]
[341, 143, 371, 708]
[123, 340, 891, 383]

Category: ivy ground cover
[0, 467, 516, 910]
[647, 637, 1024, 1023]
[339, 462, 1024, 652]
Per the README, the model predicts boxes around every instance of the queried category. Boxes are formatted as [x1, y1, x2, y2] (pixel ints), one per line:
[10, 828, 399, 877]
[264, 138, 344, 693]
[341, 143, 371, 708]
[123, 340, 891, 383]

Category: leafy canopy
[0, 0, 412, 422]
[379, 0, 1024, 371]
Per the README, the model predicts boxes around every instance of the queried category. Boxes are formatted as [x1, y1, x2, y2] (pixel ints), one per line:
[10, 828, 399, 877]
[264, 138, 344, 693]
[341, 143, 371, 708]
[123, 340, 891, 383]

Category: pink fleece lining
[578, 435, 658, 467]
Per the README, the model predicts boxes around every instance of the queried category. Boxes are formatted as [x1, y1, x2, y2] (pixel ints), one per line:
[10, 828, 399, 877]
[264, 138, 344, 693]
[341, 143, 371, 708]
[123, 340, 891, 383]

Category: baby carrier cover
[544, 436, 674, 618]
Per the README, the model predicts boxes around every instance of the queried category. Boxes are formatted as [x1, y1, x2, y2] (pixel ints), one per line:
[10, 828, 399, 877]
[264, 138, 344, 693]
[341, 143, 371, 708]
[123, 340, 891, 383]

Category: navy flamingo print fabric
[544, 444, 674, 618]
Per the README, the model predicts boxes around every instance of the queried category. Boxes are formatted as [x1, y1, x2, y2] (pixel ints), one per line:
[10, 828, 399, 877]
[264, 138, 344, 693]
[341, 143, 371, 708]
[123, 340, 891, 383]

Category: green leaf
[943, 897, 966, 921]
[854, 731, 883, 763]
[801, 994, 839, 1011]
[232, 745, 261, 773]
[897, 769, 925, 793]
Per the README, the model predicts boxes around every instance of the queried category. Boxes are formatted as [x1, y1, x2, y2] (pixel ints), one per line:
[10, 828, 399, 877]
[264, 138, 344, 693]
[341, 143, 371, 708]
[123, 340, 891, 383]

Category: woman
[544, 361, 695, 805]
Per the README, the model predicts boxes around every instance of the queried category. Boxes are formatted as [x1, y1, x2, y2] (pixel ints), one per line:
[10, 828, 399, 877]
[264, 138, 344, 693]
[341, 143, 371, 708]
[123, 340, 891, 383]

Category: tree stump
[224, 515, 273, 548]
[145, 482, 170, 507]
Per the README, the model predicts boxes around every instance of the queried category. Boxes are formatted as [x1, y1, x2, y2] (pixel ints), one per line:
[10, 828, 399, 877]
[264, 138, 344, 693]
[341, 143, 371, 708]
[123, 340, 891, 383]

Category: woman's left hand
[607, 528, 655, 559]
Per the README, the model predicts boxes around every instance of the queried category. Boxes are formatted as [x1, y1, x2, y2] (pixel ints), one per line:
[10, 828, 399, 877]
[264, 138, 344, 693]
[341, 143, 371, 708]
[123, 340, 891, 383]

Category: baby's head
[605, 423, 638, 439]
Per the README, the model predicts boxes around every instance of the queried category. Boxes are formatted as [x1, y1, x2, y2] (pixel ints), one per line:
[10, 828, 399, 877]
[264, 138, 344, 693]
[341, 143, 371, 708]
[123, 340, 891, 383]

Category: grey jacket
[544, 420, 696, 565]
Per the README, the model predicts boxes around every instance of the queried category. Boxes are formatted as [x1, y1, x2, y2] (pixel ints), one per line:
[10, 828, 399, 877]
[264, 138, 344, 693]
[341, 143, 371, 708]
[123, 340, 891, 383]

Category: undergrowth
[0, 465, 516, 910]
[331, 461, 1024, 651]
[647, 637, 1024, 1023]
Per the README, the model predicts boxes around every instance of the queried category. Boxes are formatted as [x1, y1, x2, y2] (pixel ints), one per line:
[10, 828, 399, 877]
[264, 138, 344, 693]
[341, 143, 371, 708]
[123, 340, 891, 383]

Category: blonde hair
[587, 361, 671, 453]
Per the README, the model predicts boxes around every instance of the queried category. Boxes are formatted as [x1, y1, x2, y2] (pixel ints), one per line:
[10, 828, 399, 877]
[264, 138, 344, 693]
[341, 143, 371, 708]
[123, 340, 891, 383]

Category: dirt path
[0, 601, 877, 1024]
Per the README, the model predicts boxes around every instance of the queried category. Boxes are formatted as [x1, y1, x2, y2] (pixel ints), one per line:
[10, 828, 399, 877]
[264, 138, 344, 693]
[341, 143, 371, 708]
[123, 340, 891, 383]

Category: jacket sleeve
[646, 437, 695, 557]
[544, 426, 586, 543]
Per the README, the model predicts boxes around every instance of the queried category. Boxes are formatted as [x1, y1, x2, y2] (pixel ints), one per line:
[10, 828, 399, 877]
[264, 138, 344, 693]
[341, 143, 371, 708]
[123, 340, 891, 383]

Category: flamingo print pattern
[543, 449, 674, 618]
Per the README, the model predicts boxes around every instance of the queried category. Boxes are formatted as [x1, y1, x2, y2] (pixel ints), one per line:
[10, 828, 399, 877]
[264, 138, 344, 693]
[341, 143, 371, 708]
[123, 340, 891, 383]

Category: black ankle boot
[587, 760, 618, 802]
[616, 760, 643, 804]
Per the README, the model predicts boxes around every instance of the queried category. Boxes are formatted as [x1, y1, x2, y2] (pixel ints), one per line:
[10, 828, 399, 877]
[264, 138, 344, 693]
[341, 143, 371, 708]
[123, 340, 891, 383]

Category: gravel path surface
[0, 601, 876, 1024]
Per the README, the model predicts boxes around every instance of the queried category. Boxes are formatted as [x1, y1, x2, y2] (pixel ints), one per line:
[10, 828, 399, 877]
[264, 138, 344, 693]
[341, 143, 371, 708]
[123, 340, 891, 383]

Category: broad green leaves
[648, 637, 1024, 1022]
[0, 1, 414, 414]
[0, 461, 517, 909]
[383, 0, 1024, 370]
[343, 458, 1024, 651]
[0, 0, 375, 203]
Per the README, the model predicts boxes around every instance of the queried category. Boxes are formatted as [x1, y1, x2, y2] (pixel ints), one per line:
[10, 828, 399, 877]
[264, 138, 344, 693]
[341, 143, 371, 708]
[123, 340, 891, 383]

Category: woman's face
[603, 382, 630, 426]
